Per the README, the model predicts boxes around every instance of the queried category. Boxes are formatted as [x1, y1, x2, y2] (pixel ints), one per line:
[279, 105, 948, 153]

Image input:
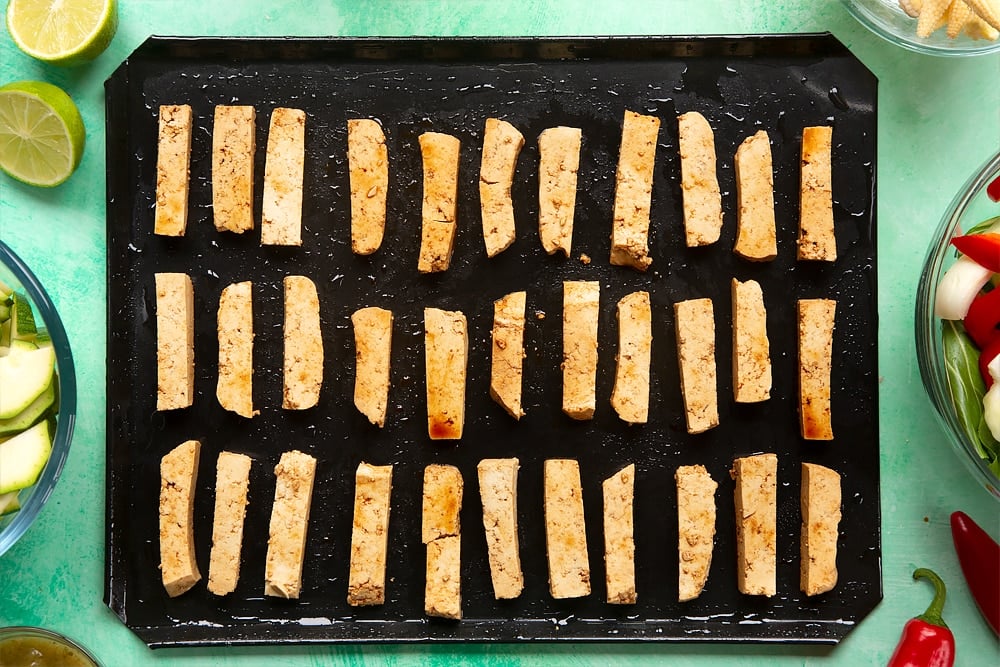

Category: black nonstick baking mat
[105, 35, 879, 647]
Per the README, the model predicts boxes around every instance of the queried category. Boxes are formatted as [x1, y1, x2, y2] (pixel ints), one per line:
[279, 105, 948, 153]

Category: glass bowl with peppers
[916, 149, 1000, 500]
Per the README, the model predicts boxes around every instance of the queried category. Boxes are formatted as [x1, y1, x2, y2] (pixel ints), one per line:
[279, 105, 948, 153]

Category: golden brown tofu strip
[676, 464, 717, 602]
[544, 459, 591, 599]
[798, 299, 836, 440]
[347, 462, 393, 606]
[283, 276, 323, 410]
[731, 278, 772, 403]
[798, 126, 836, 261]
[352, 307, 393, 427]
[732, 453, 777, 597]
[490, 291, 527, 420]
[800, 462, 841, 596]
[603, 464, 636, 604]
[480, 118, 524, 257]
[538, 126, 582, 257]
[207, 451, 252, 596]
[424, 307, 468, 440]
[217, 281, 257, 419]
[418, 132, 461, 273]
[261, 107, 306, 246]
[159, 439, 202, 597]
[154, 104, 193, 236]
[264, 450, 317, 599]
[348, 119, 389, 255]
[155, 272, 194, 411]
[212, 105, 256, 234]
[674, 298, 719, 434]
[562, 280, 600, 420]
[734, 130, 777, 262]
[611, 291, 652, 425]
[477, 458, 523, 600]
[677, 111, 723, 247]
[423, 464, 463, 619]
[610, 110, 659, 271]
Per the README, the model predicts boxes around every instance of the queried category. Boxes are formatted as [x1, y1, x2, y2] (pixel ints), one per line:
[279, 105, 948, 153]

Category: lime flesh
[6, 0, 118, 66]
[0, 81, 86, 187]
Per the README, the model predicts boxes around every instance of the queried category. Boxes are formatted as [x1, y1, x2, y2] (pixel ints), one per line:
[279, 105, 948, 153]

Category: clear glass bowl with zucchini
[0, 241, 76, 555]
[916, 150, 1000, 500]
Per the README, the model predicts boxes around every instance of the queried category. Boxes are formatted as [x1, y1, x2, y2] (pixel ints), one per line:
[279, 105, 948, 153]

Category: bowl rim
[0, 625, 101, 666]
[0, 241, 77, 555]
[915, 150, 1000, 501]
[842, 0, 1000, 57]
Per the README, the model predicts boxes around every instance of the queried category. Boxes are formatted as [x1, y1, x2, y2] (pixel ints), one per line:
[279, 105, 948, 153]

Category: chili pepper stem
[913, 568, 949, 629]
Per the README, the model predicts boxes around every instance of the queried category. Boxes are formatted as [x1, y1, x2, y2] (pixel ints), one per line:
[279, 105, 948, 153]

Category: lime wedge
[6, 0, 118, 66]
[0, 81, 86, 187]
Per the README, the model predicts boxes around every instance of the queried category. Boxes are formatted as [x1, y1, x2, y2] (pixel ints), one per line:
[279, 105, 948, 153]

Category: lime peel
[0, 81, 86, 188]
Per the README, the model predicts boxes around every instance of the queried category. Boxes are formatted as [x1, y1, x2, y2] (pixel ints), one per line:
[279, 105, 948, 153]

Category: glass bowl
[915, 150, 1000, 501]
[842, 0, 1000, 56]
[0, 241, 77, 555]
[0, 626, 100, 666]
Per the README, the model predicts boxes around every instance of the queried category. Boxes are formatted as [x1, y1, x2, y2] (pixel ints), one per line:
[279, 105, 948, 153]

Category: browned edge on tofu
[731, 278, 772, 403]
[490, 291, 527, 420]
[677, 111, 723, 247]
[216, 281, 257, 418]
[561, 280, 600, 420]
[154, 104, 193, 237]
[610, 110, 659, 271]
[211, 105, 256, 234]
[159, 439, 202, 597]
[731, 453, 777, 597]
[282, 275, 323, 410]
[543, 458, 591, 599]
[424, 307, 468, 440]
[207, 451, 252, 596]
[418, 132, 461, 273]
[676, 464, 718, 602]
[348, 118, 389, 255]
[603, 463, 637, 604]
[477, 458, 524, 600]
[798, 126, 836, 262]
[422, 464, 463, 619]
[538, 126, 582, 257]
[798, 298, 836, 440]
[347, 462, 394, 606]
[261, 107, 306, 246]
[610, 291, 652, 425]
[155, 272, 194, 411]
[352, 306, 394, 427]
[264, 450, 317, 599]
[800, 462, 841, 596]
[734, 130, 777, 262]
[674, 297, 719, 434]
[479, 118, 524, 258]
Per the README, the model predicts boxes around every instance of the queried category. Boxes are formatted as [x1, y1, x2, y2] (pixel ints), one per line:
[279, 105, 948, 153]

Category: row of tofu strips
[154, 104, 837, 268]
[160, 447, 841, 609]
[155, 273, 836, 441]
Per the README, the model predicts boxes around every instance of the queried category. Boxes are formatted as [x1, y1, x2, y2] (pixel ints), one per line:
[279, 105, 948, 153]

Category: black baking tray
[105, 35, 880, 648]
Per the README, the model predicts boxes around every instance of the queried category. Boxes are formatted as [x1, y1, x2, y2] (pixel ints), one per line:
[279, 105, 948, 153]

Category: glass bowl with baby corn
[843, 0, 1000, 55]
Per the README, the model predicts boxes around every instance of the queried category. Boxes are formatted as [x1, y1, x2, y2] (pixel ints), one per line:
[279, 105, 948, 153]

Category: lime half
[6, 0, 118, 66]
[0, 81, 86, 187]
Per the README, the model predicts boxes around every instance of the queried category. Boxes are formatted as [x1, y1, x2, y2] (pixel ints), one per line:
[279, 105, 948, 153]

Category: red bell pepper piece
[963, 287, 1000, 349]
[887, 568, 955, 667]
[951, 232, 1000, 273]
[951, 511, 1000, 636]
[980, 337, 1000, 389]
[988, 174, 1000, 203]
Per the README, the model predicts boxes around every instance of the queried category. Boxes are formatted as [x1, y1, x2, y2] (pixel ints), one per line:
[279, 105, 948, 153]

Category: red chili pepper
[887, 568, 955, 667]
[980, 337, 1000, 389]
[963, 288, 1000, 350]
[951, 232, 1000, 273]
[988, 175, 1000, 203]
[951, 511, 1000, 636]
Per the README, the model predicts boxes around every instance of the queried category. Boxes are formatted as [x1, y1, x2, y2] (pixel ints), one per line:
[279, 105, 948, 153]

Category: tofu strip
[424, 308, 468, 440]
[422, 464, 463, 619]
[538, 126, 581, 257]
[418, 132, 461, 273]
[261, 107, 306, 246]
[611, 291, 652, 425]
[154, 104, 193, 236]
[731, 453, 777, 597]
[610, 110, 659, 271]
[159, 439, 201, 597]
[544, 459, 591, 599]
[800, 462, 841, 596]
[283, 275, 323, 410]
[347, 462, 393, 606]
[562, 280, 600, 420]
[212, 105, 256, 234]
[674, 298, 719, 434]
[734, 130, 777, 261]
[217, 281, 257, 418]
[352, 307, 393, 427]
[490, 291, 527, 420]
[676, 464, 718, 602]
[603, 464, 636, 604]
[478, 458, 523, 600]
[155, 272, 194, 411]
[798, 299, 836, 440]
[207, 451, 252, 596]
[798, 126, 836, 261]
[677, 111, 723, 247]
[347, 119, 388, 255]
[732, 278, 772, 403]
[480, 118, 524, 257]
[264, 450, 317, 599]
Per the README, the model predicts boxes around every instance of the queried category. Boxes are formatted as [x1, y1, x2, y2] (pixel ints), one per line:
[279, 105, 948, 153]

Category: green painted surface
[1, 1, 998, 664]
